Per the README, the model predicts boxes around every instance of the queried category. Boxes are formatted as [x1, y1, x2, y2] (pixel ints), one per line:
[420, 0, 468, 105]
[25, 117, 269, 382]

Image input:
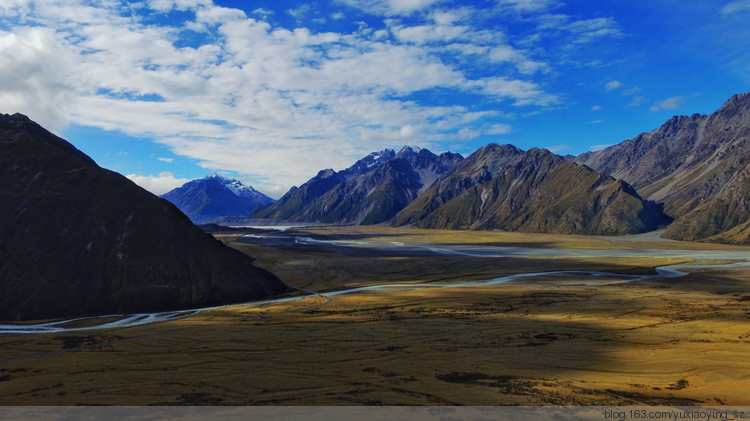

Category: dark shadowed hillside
[0, 113, 290, 321]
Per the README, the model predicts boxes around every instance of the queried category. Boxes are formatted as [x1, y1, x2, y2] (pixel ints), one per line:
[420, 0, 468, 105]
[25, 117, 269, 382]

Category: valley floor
[2, 227, 750, 405]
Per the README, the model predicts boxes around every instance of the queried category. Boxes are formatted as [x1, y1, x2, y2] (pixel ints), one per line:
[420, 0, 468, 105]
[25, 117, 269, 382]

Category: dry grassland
[1, 227, 750, 405]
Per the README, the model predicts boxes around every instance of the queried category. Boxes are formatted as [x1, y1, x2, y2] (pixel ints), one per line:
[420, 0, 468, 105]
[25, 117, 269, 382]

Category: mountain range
[393, 145, 669, 234]
[0, 113, 290, 321]
[161, 173, 274, 224]
[245, 91, 750, 243]
[251, 146, 463, 225]
[248, 143, 668, 235]
[575, 92, 750, 243]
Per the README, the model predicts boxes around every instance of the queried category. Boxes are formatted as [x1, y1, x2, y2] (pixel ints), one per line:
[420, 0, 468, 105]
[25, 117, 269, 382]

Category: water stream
[3, 233, 748, 335]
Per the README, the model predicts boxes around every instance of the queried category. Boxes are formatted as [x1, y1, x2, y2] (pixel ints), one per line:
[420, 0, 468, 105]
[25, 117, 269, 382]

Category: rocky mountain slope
[575, 92, 750, 243]
[161, 173, 274, 224]
[0, 113, 290, 321]
[251, 146, 463, 225]
[393, 144, 669, 234]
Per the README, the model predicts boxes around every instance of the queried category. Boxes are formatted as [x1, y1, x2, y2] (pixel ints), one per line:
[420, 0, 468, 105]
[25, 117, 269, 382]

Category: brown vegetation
[1, 227, 749, 405]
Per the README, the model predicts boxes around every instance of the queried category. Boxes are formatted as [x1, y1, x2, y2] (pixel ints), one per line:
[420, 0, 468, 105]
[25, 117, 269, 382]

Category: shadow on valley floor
[3, 228, 750, 406]
[0, 289, 718, 406]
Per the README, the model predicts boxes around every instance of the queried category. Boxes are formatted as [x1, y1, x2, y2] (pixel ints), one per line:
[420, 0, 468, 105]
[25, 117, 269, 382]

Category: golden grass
[2, 228, 750, 405]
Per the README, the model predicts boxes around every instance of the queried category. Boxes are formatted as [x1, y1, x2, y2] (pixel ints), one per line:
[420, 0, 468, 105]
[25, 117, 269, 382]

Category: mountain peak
[398, 145, 422, 155]
[1, 114, 288, 320]
[718, 91, 750, 115]
[206, 172, 228, 180]
[162, 175, 273, 224]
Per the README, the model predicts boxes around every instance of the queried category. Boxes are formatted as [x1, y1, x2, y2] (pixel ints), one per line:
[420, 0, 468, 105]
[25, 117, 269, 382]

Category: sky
[1, 0, 749, 197]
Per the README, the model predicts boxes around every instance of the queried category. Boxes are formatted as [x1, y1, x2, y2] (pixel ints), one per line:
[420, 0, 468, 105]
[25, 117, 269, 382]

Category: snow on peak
[397, 145, 422, 157]
[400, 145, 421, 153]
[204, 173, 257, 196]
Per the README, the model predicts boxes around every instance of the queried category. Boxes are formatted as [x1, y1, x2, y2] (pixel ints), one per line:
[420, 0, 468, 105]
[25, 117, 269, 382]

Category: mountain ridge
[162, 173, 274, 224]
[393, 145, 669, 234]
[251, 146, 463, 225]
[0, 113, 290, 321]
[575, 91, 750, 243]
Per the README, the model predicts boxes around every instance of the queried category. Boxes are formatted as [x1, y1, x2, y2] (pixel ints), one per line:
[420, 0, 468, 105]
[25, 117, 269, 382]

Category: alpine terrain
[575, 92, 750, 243]
[251, 146, 464, 225]
[392, 144, 670, 234]
[162, 173, 274, 224]
[0, 113, 290, 321]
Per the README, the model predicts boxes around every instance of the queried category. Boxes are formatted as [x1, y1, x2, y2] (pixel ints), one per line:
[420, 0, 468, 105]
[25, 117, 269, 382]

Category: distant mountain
[0, 113, 290, 321]
[161, 174, 274, 224]
[575, 92, 750, 243]
[251, 146, 463, 225]
[393, 144, 669, 234]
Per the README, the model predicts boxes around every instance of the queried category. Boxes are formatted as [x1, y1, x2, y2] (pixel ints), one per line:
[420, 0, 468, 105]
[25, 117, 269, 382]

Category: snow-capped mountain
[161, 174, 275, 224]
[251, 146, 463, 225]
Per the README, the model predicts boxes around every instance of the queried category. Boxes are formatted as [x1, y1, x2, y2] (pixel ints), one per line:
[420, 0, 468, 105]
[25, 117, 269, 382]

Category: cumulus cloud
[1, 0, 564, 192]
[126, 172, 190, 195]
[650, 96, 685, 112]
[0, 27, 75, 133]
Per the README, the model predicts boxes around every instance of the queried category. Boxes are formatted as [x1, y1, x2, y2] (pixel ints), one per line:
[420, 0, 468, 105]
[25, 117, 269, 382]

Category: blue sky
[1, 0, 749, 197]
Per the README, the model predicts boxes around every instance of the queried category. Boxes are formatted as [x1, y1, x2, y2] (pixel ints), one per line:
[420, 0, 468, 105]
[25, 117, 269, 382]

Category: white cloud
[148, 0, 212, 12]
[478, 78, 558, 106]
[590, 105, 602, 111]
[252, 8, 274, 18]
[457, 127, 479, 140]
[539, 15, 623, 45]
[605, 80, 622, 91]
[487, 44, 549, 74]
[496, 0, 560, 13]
[588, 143, 612, 151]
[126, 172, 190, 195]
[158, 157, 174, 163]
[1, 0, 559, 193]
[486, 123, 512, 135]
[0, 0, 30, 14]
[0, 27, 75, 133]
[337, 0, 444, 16]
[390, 23, 468, 44]
[544, 144, 568, 153]
[720, 0, 750, 16]
[650, 96, 684, 112]
[585, 119, 604, 124]
[564, 17, 623, 43]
